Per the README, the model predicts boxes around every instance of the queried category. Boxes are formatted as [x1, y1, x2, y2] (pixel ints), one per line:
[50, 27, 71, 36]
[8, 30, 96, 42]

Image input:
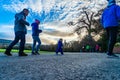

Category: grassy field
[0, 49, 54, 54]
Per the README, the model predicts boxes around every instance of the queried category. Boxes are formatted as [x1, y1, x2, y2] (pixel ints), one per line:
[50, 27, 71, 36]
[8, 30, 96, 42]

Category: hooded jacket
[57, 39, 63, 49]
[14, 11, 29, 33]
[101, 0, 120, 28]
[31, 22, 42, 36]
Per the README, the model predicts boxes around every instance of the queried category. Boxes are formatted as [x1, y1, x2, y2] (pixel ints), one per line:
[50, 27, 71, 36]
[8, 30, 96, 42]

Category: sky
[0, 0, 108, 45]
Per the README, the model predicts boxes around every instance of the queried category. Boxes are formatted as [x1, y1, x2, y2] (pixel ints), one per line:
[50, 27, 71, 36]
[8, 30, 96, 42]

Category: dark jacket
[31, 23, 42, 36]
[14, 11, 29, 33]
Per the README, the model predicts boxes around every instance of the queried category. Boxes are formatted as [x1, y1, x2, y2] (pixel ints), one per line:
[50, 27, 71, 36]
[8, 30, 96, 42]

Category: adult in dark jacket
[31, 19, 42, 55]
[101, 0, 120, 57]
[56, 38, 64, 55]
[4, 8, 30, 56]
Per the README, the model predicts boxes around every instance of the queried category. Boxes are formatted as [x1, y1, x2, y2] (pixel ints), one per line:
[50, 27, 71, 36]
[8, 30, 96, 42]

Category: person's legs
[32, 40, 36, 54]
[35, 36, 41, 54]
[18, 32, 27, 56]
[56, 48, 59, 55]
[60, 48, 64, 55]
[4, 32, 20, 56]
[32, 37, 37, 54]
[106, 27, 118, 57]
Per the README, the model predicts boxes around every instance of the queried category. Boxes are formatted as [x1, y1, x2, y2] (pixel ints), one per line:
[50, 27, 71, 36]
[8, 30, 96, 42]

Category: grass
[0, 49, 54, 54]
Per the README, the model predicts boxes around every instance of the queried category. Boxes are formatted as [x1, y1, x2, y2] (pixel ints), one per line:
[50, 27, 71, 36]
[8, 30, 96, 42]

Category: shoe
[32, 52, 37, 55]
[35, 51, 40, 55]
[4, 51, 12, 56]
[107, 52, 112, 56]
[19, 52, 28, 56]
[107, 54, 119, 58]
[111, 54, 119, 57]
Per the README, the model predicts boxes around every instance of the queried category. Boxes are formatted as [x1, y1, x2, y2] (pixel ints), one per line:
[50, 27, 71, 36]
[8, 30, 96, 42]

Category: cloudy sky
[0, 0, 109, 44]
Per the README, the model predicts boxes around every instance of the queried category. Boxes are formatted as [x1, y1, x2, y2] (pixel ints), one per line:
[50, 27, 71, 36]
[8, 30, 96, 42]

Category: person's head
[60, 38, 63, 42]
[107, 0, 116, 7]
[23, 8, 29, 16]
[35, 19, 40, 24]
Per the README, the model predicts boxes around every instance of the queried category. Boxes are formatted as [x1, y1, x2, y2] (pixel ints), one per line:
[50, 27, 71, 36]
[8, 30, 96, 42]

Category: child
[31, 19, 42, 55]
[56, 38, 64, 55]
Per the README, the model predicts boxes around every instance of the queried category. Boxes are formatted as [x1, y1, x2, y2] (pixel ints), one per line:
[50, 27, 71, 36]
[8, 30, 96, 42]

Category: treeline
[0, 33, 119, 52]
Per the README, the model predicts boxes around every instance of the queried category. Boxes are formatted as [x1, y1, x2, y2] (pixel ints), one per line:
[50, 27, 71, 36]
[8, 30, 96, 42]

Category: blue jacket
[57, 40, 63, 49]
[31, 23, 42, 36]
[14, 11, 29, 33]
[101, 4, 120, 28]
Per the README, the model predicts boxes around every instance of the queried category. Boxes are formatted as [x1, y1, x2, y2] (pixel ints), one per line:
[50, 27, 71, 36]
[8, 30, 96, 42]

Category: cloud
[0, 25, 14, 40]
[41, 37, 57, 45]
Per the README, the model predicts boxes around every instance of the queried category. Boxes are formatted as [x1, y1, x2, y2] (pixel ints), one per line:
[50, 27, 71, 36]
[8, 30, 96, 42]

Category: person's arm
[15, 14, 29, 26]
[38, 29, 42, 33]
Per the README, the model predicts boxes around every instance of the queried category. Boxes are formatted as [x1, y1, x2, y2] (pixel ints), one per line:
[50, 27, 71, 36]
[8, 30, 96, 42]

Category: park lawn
[0, 49, 54, 54]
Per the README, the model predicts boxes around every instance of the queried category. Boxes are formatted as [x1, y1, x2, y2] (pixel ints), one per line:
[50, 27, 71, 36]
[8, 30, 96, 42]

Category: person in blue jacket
[101, 0, 120, 57]
[31, 19, 42, 55]
[4, 8, 29, 56]
[56, 38, 64, 55]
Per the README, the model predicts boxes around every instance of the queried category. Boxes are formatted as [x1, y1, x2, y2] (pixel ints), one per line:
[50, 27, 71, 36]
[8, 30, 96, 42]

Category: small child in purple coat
[56, 38, 64, 55]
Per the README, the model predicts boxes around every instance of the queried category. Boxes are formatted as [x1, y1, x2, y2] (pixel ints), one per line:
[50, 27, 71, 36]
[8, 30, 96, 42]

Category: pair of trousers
[56, 48, 63, 55]
[6, 31, 26, 54]
[32, 36, 41, 52]
[106, 27, 118, 54]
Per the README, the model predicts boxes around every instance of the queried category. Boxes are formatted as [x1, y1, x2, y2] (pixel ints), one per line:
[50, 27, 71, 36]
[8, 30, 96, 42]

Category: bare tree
[68, 9, 104, 38]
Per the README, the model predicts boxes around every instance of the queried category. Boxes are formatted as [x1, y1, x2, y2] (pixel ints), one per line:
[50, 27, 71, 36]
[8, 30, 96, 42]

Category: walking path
[0, 52, 120, 80]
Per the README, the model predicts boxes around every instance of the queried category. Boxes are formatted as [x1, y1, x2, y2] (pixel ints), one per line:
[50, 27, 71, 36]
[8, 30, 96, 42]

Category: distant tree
[68, 8, 104, 38]
[97, 31, 108, 52]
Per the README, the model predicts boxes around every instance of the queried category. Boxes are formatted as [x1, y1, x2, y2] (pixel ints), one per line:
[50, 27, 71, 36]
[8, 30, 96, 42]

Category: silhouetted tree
[68, 9, 104, 38]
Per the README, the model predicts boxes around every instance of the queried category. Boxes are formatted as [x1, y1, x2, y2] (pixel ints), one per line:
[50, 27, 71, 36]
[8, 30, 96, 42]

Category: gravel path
[0, 53, 120, 80]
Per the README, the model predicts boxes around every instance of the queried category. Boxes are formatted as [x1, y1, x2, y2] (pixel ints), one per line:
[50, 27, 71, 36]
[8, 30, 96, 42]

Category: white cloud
[0, 24, 14, 40]
[41, 0, 55, 13]
[0, 24, 14, 33]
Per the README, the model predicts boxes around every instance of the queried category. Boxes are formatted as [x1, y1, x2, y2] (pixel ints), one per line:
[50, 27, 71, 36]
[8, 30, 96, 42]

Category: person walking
[31, 19, 42, 55]
[4, 8, 30, 56]
[85, 44, 90, 52]
[95, 44, 100, 52]
[56, 38, 64, 55]
[101, 0, 120, 57]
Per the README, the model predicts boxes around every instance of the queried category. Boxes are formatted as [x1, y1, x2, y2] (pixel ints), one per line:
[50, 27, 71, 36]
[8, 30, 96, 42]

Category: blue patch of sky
[0, 0, 11, 5]
[0, 8, 15, 25]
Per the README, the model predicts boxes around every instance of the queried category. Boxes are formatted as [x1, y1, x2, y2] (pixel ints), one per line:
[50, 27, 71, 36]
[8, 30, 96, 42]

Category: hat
[35, 19, 40, 23]
[107, 0, 116, 7]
